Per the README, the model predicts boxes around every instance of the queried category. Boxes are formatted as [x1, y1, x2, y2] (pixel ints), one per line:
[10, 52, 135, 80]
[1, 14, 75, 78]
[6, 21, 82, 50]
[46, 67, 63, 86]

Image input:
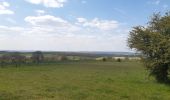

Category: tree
[102, 57, 107, 62]
[117, 58, 121, 62]
[0, 52, 26, 67]
[31, 51, 44, 64]
[0, 54, 10, 67]
[58, 56, 68, 61]
[128, 12, 170, 83]
[10, 52, 26, 67]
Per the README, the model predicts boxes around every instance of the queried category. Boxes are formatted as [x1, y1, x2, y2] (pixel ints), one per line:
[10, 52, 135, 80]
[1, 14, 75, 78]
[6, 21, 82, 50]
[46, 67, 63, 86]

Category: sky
[0, 0, 169, 52]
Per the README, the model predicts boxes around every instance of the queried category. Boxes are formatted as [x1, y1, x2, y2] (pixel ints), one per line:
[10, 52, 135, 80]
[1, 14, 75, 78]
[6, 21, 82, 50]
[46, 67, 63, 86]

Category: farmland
[0, 61, 170, 100]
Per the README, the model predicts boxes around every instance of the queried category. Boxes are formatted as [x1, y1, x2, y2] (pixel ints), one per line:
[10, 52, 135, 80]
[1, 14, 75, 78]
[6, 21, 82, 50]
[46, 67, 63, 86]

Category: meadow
[0, 61, 170, 100]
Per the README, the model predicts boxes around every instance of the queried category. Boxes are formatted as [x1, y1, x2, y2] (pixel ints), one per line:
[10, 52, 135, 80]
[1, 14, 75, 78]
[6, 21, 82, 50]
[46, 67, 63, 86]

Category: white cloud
[0, 2, 14, 15]
[0, 26, 24, 32]
[76, 17, 119, 31]
[77, 18, 87, 23]
[24, 15, 80, 33]
[25, 15, 82, 35]
[0, 15, 129, 51]
[26, 0, 42, 4]
[2, 2, 10, 7]
[26, 0, 67, 8]
[35, 10, 45, 15]
[147, 0, 160, 5]
[0, 25, 128, 51]
[0, 26, 25, 37]
[25, 15, 68, 26]
[0, 34, 128, 51]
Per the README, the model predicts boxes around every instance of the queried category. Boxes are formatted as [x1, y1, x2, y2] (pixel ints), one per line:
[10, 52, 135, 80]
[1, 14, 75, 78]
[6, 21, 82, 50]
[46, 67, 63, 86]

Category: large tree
[128, 12, 170, 83]
[31, 51, 44, 64]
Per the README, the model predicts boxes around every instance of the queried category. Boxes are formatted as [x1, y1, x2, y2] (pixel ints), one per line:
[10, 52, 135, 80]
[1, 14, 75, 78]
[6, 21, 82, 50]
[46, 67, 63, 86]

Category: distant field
[0, 61, 169, 100]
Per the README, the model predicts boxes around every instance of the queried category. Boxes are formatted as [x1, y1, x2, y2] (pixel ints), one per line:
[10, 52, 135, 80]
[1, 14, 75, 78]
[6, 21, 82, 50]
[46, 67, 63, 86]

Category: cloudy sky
[0, 0, 169, 51]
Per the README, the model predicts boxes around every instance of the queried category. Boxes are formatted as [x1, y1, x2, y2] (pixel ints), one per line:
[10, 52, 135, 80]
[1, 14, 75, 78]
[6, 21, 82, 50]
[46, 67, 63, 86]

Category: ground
[0, 61, 170, 100]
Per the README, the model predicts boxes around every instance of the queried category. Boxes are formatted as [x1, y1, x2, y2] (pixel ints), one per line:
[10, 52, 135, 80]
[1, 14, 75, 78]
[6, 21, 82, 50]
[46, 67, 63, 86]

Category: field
[0, 61, 170, 100]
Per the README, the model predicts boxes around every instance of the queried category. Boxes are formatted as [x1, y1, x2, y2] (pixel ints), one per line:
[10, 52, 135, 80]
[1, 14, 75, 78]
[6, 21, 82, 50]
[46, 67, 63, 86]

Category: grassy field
[0, 61, 170, 100]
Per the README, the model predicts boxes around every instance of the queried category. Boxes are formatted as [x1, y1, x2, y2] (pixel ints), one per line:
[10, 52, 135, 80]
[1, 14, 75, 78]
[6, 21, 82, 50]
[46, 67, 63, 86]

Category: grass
[0, 61, 170, 100]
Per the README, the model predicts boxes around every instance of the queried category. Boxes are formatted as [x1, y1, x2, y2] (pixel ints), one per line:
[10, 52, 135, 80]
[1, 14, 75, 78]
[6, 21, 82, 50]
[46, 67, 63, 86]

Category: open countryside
[0, 0, 170, 100]
[0, 51, 169, 100]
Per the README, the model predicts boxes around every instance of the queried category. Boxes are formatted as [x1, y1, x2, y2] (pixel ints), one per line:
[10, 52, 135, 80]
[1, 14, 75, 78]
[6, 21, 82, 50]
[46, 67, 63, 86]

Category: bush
[117, 58, 121, 62]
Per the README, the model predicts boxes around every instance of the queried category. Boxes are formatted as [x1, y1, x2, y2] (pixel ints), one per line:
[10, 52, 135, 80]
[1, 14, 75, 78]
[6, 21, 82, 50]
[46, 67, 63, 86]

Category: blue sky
[0, 0, 169, 51]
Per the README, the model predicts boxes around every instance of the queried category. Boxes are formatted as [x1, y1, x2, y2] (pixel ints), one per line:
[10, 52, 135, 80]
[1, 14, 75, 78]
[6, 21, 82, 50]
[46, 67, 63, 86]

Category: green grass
[0, 61, 170, 100]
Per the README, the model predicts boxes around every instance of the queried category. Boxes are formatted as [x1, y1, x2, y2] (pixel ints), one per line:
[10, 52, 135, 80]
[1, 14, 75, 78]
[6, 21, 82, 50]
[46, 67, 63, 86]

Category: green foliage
[128, 12, 170, 83]
[102, 57, 107, 62]
[117, 58, 121, 62]
[0, 52, 26, 67]
[10, 52, 26, 67]
[59, 56, 68, 61]
[0, 54, 9, 67]
[31, 51, 44, 64]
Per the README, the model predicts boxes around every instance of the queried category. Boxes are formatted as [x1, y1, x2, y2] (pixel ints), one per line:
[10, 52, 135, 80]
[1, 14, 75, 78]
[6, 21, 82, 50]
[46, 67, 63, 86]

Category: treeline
[0, 51, 44, 67]
[0, 51, 79, 67]
[0, 51, 140, 67]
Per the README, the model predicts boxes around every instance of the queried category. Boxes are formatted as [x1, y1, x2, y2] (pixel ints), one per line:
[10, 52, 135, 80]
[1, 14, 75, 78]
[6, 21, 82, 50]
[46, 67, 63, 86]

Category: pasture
[0, 61, 169, 100]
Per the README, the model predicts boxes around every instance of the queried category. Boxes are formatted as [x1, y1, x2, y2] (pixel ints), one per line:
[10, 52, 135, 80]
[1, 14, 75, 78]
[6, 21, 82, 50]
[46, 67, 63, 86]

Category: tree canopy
[31, 51, 44, 64]
[128, 12, 170, 83]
